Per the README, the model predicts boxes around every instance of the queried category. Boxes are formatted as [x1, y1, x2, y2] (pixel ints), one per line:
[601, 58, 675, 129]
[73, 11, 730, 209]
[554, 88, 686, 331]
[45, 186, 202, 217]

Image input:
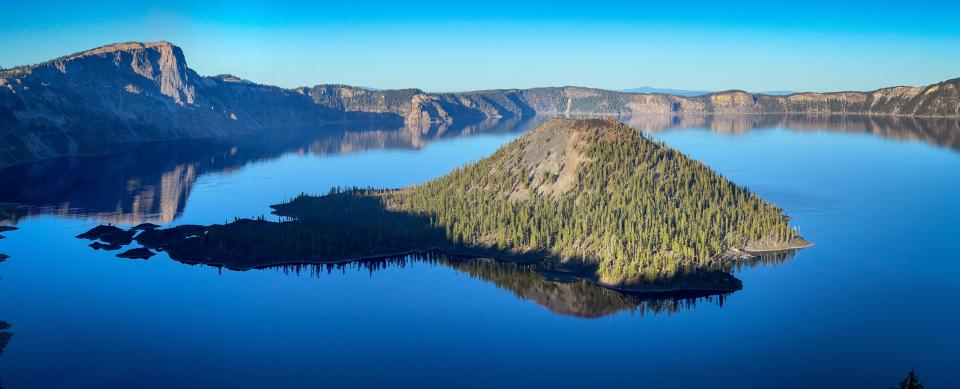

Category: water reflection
[0, 117, 543, 224]
[0, 320, 10, 389]
[242, 251, 795, 318]
[618, 114, 960, 152]
[74, 214, 801, 318]
[0, 321, 10, 358]
[224, 253, 748, 319]
[3, 114, 955, 226]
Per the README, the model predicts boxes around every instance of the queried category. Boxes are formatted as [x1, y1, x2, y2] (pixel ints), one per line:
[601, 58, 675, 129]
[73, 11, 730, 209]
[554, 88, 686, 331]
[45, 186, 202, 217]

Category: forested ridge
[390, 118, 804, 284]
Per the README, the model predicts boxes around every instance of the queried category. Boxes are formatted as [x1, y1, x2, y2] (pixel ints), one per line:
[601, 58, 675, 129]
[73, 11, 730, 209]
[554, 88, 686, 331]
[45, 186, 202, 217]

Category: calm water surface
[0, 116, 957, 388]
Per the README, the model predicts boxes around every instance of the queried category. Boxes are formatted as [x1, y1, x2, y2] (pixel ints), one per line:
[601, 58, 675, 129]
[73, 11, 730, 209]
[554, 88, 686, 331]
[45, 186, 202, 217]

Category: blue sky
[2, 1, 958, 92]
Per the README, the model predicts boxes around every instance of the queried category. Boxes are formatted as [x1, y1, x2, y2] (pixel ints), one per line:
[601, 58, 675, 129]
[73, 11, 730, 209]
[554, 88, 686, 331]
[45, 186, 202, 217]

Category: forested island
[77, 119, 810, 290]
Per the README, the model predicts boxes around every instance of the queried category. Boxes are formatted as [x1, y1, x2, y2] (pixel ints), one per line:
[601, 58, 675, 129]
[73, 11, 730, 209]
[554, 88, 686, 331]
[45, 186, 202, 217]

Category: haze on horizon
[2, 0, 958, 93]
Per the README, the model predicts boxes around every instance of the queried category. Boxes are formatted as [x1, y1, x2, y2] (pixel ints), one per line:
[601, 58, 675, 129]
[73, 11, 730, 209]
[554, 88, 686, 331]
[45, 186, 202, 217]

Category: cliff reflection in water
[2, 114, 956, 225]
[0, 116, 543, 224]
[619, 114, 960, 152]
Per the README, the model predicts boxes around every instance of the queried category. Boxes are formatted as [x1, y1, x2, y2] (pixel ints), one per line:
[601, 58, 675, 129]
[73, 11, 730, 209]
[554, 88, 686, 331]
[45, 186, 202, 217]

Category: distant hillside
[110, 119, 810, 288]
[2, 41, 958, 166]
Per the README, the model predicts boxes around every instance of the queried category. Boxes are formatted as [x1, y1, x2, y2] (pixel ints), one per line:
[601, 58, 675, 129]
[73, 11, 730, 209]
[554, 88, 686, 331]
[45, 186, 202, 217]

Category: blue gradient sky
[2, 1, 958, 92]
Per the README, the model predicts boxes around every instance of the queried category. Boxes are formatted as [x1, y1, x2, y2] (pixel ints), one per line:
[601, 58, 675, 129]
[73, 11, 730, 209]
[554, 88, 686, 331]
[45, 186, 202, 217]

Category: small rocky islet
[76, 223, 177, 261]
[0, 225, 17, 261]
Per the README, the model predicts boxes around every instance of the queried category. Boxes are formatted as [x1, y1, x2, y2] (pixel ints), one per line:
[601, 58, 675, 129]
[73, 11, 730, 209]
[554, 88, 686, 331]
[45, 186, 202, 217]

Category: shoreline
[743, 238, 815, 254]
[167, 244, 753, 295]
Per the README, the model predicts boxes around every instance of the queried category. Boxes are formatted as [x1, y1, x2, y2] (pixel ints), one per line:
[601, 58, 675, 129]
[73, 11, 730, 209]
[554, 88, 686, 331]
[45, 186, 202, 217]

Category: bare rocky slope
[2, 41, 959, 166]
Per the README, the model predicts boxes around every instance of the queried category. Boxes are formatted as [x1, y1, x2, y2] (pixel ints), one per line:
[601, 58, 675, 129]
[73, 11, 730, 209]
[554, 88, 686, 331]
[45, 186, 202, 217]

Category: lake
[0, 115, 957, 388]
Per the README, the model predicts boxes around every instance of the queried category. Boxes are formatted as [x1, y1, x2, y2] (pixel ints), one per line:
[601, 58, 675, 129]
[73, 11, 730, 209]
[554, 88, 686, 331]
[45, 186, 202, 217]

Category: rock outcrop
[0, 42, 380, 166]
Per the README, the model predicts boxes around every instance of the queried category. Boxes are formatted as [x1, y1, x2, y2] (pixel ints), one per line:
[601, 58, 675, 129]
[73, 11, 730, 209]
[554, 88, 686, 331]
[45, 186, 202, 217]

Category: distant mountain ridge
[620, 86, 713, 96]
[2, 41, 959, 166]
[620, 87, 795, 96]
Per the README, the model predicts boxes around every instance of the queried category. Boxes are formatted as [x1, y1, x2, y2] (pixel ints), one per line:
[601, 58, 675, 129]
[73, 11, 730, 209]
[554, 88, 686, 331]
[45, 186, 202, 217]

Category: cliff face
[304, 82, 960, 123]
[300, 84, 508, 124]
[2, 41, 958, 167]
[0, 42, 354, 166]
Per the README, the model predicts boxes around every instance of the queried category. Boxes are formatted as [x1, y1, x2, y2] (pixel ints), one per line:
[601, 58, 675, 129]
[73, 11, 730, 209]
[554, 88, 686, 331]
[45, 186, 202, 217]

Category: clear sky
[2, 1, 958, 92]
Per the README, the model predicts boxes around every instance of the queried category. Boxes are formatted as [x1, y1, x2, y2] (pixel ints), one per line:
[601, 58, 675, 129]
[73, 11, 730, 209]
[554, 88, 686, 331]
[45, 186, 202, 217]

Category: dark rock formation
[76, 225, 124, 240]
[0, 320, 11, 357]
[135, 224, 206, 247]
[99, 229, 136, 246]
[116, 247, 155, 260]
[89, 241, 123, 251]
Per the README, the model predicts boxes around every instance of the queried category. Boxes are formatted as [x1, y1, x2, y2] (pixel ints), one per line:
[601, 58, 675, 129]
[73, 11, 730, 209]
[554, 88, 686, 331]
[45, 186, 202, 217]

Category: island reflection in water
[138, 249, 794, 318]
[273, 250, 796, 318]
[74, 216, 799, 319]
[1, 114, 958, 225]
[272, 254, 746, 319]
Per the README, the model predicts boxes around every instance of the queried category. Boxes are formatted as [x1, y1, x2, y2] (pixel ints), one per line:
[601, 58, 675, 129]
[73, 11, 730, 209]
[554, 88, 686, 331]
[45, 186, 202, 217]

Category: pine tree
[892, 368, 924, 389]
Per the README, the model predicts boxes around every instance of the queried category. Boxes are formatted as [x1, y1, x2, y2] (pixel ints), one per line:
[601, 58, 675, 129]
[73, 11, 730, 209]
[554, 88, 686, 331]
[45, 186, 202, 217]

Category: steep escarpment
[301, 84, 530, 124]
[0, 42, 370, 166]
[303, 82, 960, 122]
[502, 83, 960, 117]
[3, 41, 958, 167]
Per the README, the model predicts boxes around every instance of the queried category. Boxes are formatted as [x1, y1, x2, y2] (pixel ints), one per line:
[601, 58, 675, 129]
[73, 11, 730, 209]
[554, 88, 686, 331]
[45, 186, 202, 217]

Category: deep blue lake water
[0, 115, 957, 388]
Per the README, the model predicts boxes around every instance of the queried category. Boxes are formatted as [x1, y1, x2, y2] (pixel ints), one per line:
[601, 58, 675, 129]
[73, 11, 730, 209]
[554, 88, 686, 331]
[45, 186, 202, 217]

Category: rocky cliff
[2, 41, 958, 166]
[0, 42, 388, 166]
[304, 82, 960, 121]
